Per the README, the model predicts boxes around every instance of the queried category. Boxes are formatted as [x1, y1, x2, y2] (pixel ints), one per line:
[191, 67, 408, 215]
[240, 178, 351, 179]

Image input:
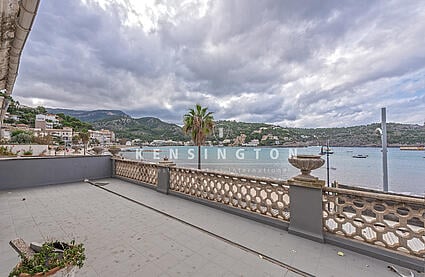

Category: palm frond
[182, 104, 215, 146]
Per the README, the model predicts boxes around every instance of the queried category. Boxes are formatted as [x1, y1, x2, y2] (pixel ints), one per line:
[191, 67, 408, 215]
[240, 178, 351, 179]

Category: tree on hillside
[183, 104, 214, 169]
[10, 130, 34, 144]
[35, 106, 46, 114]
[79, 131, 90, 155]
[33, 135, 53, 145]
[72, 135, 80, 145]
[57, 113, 92, 132]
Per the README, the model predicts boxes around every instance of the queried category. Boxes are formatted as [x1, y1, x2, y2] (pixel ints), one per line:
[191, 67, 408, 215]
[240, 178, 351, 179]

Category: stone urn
[158, 157, 176, 167]
[288, 155, 325, 181]
[108, 147, 121, 156]
[92, 146, 104, 155]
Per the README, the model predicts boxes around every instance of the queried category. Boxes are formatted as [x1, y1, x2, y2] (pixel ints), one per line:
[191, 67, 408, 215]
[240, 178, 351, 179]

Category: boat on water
[400, 146, 425, 151]
[353, 154, 368, 158]
[319, 146, 334, 155]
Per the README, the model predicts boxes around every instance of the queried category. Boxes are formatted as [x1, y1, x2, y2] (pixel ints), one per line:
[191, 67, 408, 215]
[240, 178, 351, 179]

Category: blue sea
[120, 146, 425, 196]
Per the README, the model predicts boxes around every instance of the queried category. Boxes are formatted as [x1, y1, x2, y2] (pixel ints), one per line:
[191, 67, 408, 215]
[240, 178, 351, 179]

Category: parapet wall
[0, 155, 112, 190]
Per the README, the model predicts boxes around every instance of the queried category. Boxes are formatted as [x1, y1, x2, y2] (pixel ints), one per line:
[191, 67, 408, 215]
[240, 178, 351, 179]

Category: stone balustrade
[114, 159, 158, 186]
[323, 186, 425, 259]
[169, 167, 290, 222]
[110, 158, 424, 271]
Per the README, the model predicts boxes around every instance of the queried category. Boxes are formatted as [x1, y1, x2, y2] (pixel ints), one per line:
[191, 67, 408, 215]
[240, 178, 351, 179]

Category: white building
[261, 134, 279, 141]
[89, 129, 115, 145]
[5, 112, 19, 121]
[150, 139, 181, 146]
[47, 127, 73, 145]
[0, 128, 11, 140]
[35, 114, 60, 129]
[243, 139, 259, 147]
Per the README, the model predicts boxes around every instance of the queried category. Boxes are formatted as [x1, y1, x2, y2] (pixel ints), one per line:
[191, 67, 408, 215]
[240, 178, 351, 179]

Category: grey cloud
[12, 0, 425, 127]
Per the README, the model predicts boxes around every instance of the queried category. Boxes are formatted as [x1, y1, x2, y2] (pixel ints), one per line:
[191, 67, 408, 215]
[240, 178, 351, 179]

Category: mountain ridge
[46, 108, 129, 122]
[45, 108, 425, 146]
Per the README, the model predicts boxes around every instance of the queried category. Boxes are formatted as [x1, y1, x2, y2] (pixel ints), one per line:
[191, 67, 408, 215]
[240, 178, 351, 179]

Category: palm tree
[183, 104, 214, 169]
[79, 131, 90, 155]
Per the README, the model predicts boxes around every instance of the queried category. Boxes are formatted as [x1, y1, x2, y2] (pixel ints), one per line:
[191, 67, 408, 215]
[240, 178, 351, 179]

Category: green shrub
[0, 146, 15, 156]
[9, 240, 85, 277]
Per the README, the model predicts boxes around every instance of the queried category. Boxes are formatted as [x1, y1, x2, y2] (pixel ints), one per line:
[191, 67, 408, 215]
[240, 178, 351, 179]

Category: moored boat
[353, 154, 368, 158]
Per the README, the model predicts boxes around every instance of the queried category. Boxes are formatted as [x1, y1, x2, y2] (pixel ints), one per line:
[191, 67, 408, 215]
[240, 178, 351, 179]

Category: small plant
[9, 240, 85, 277]
[23, 148, 33, 156]
[0, 146, 15, 156]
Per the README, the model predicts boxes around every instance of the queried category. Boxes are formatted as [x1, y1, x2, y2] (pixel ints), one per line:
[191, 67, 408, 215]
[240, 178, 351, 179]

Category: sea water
[120, 146, 425, 196]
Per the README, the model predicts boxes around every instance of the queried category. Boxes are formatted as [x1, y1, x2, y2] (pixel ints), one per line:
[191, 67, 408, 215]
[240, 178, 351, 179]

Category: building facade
[35, 114, 60, 130]
[89, 129, 115, 145]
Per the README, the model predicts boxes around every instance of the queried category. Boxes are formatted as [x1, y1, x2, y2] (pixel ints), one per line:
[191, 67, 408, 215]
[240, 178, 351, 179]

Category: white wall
[2, 144, 48, 156]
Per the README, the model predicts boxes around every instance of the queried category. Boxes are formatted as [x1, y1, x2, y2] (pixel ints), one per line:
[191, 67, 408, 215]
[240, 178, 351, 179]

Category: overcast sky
[13, 0, 425, 127]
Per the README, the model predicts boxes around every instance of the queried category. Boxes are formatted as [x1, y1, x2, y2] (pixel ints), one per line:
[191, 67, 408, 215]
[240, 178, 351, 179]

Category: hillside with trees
[92, 116, 187, 142]
[46, 108, 129, 122]
[5, 98, 92, 132]
[213, 120, 425, 146]
[5, 102, 425, 146]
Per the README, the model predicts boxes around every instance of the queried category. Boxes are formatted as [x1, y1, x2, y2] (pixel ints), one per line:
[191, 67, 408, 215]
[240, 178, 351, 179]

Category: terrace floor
[1, 178, 423, 277]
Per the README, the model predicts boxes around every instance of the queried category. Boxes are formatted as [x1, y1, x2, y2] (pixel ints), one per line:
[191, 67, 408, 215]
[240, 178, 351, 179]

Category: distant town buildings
[1, 112, 115, 146]
[89, 129, 116, 145]
[150, 139, 183, 146]
[233, 134, 246, 146]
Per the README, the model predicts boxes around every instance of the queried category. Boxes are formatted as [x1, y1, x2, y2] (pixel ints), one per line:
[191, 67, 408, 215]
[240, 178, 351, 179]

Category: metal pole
[326, 139, 330, 187]
[381, 107, 388, 192]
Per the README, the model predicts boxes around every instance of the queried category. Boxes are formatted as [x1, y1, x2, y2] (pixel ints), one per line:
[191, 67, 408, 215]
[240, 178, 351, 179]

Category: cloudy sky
[13, 0, 425, 127]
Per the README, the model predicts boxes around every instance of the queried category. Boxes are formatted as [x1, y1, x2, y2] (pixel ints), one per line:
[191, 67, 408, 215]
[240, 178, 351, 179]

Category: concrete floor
[1, 179, 423, 277]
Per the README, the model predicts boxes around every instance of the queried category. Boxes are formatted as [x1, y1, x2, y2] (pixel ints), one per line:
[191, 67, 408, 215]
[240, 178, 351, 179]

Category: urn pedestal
[287, 155, 326, 242]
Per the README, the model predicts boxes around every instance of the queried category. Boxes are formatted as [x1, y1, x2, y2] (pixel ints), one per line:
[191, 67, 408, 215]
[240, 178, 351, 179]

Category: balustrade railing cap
[324, 186, 425, 205]
[288, 177, 325, 189]
[157, 160, 176, 167]
[115, 158, 159, 166]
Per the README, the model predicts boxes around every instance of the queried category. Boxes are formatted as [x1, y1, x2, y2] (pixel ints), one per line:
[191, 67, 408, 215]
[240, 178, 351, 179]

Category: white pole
[381, 107, 388, 192]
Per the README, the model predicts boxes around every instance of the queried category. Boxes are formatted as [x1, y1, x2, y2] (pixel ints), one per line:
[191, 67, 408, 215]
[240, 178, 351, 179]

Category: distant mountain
[92, 116, 187, 142]
[47, 108, 186, 141]
[45, 108, 425, 145]
[46, 108, 129, 122]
